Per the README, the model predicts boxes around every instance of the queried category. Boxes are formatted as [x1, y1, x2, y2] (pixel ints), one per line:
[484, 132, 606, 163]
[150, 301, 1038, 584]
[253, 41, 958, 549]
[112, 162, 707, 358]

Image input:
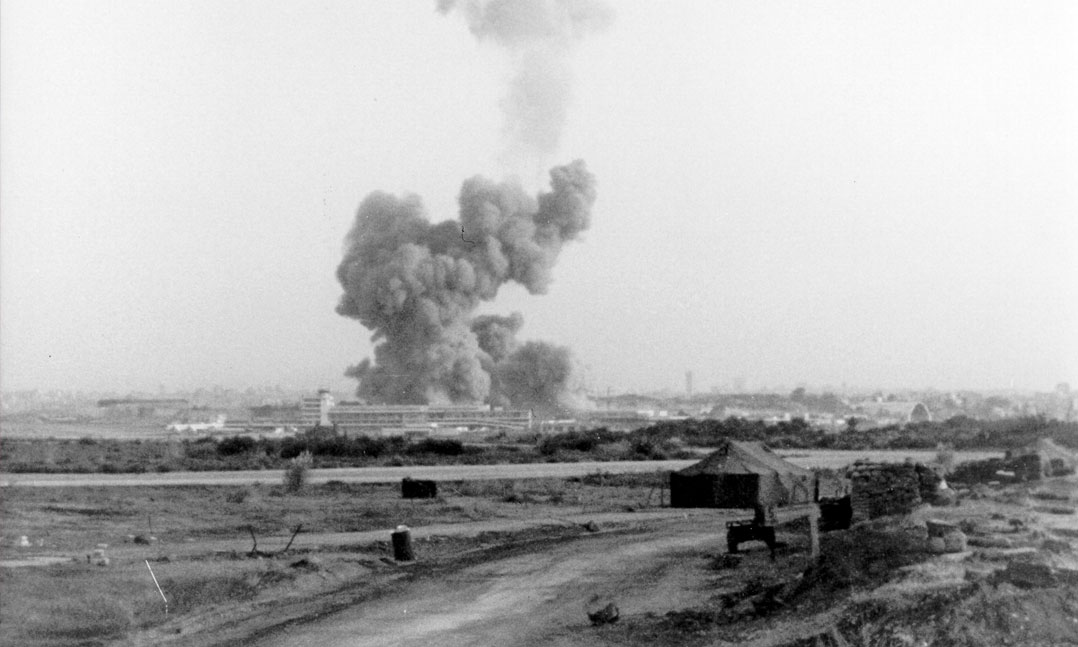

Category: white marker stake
[145, 560, 168, 615]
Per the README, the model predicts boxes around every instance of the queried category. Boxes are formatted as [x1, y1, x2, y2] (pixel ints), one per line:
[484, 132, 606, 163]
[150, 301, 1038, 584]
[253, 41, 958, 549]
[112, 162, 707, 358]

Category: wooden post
[808, 505, 820, 562]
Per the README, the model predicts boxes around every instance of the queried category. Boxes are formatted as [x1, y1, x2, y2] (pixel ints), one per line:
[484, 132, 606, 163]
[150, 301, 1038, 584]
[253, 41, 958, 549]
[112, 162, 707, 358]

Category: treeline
[627, 415, 1078, 452]
[0, 432, 532, 474]
[2, 415, 1075, 474]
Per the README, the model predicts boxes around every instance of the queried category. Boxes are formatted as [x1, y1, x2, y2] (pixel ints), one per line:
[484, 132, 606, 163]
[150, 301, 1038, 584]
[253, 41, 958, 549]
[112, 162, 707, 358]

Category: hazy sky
[2, 1, 1076, 395]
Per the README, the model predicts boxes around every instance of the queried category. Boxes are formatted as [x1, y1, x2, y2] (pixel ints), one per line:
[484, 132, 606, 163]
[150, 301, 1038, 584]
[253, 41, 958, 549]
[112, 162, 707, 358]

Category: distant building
[856, 401, 932, 424]
[328, 403, 532, 437]
[97, 398, 189, 419]
[300, 389, 335, 427]
[167, 414, 227, 433]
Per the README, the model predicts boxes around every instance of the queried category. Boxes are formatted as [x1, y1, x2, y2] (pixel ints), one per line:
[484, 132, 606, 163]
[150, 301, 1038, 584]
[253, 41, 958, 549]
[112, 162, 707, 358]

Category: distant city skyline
[2, 2, 1075, 396]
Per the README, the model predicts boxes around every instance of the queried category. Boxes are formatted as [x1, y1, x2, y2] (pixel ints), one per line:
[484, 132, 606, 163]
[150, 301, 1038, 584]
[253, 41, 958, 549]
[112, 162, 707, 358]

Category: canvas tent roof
[679, 440, 813, 479]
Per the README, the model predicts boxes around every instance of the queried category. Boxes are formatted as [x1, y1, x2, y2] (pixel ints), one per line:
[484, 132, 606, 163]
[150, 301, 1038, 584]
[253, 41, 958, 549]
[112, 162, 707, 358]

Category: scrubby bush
[408, 438, 465, 456]
[217, 435, 256, 456]
[279, 436, 309, 460]
[284, 450, 312, 493]
[538, 429, 623, 455]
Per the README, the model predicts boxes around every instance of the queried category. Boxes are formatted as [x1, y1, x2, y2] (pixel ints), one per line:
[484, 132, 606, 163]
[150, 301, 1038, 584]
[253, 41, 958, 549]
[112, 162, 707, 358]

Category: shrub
[226, 487, 251, 504]
[408, 438, 465, 456]
[284, 451, 312, 493]
[279, 437, 309, 460]
[217, 436, 256, 456]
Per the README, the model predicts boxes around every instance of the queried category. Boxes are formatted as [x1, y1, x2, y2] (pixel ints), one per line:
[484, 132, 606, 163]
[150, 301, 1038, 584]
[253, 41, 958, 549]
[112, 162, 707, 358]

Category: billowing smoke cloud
[438, 0, 614, 159]
[497, 340, 577, 415]
[337, 160, 596, 406]
[471, 312, 524, 367]
[471, 312, 523, 407]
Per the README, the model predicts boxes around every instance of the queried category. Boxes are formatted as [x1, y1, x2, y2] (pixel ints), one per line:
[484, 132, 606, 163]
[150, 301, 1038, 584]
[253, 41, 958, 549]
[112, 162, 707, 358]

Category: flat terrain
[0, 450, 1002, 487]
[243, 476, 1078, 647]
[0, 460, 695, 487]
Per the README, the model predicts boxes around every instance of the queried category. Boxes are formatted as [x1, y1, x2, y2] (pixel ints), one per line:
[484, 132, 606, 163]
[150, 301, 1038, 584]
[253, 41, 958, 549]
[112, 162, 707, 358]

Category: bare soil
[6, 472, 1078, 647]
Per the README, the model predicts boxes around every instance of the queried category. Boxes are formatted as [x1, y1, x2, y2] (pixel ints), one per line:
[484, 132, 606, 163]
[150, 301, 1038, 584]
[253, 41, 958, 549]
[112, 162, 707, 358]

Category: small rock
[999, 561, 1057, 589]
[133, 535, 152, 545]
[968, 535, 1013, 549]
[587, 602, 619, 625]
[582, 521, 600, 532]
[926, 520, 959, 538]
[927, 537, 947, 554]
[934, 489, 958, 506]
[717, 554, 742, 570]
[290, 556, 323, 570]
[17, 536, 30, 548]
[585, 596, 619, 625]
[943, 530, 968, 553]
[977, 547, 1038, 561]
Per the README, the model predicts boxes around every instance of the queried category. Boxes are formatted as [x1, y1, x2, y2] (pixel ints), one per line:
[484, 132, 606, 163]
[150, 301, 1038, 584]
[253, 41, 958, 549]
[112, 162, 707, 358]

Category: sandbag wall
[914, 463, 942, 500]
[846, 461, 923, 523]
[950, 454, 1042, 485]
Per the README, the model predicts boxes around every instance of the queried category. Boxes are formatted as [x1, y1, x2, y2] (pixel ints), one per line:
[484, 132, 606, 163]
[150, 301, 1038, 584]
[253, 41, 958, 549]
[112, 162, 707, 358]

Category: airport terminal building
[300, 392, 533, 436]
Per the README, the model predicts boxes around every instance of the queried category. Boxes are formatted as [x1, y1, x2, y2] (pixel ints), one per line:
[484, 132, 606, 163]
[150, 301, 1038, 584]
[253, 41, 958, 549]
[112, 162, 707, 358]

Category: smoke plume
[471, 312, 524, 367]
[437, 0, 614, 159]
[496, 340, 576, 415]
[337, 160, 596, 406]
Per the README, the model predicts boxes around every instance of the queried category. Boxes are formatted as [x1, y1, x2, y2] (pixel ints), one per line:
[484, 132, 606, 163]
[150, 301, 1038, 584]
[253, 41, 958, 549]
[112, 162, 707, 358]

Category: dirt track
[249, 516, 730, 647]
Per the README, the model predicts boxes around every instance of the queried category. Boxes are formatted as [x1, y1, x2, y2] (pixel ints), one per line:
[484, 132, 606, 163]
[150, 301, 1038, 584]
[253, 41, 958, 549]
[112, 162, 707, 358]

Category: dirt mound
[838, 582, 1078, 647]
[793, 523, 928, 597]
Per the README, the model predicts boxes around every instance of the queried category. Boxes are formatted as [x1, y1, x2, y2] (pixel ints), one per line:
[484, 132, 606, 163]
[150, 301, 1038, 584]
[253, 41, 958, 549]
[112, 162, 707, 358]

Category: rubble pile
[847, 461, 923, 522]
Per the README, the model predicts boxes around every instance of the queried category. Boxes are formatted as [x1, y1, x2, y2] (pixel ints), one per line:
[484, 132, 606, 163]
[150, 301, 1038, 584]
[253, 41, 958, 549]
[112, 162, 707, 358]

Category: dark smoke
[470, 312, 523, 407]
[337, 160, 596, 406]
[497, 340, 577, 415]
[471, 312, 524, 366]
[437, 0, 614, 158]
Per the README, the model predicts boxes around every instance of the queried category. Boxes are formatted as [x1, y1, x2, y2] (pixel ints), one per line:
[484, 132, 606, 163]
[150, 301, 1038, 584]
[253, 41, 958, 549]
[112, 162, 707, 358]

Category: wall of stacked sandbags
[914, 463, 942, 501]
[846, 461, 923, 522]
[950, 454, 1042, 485]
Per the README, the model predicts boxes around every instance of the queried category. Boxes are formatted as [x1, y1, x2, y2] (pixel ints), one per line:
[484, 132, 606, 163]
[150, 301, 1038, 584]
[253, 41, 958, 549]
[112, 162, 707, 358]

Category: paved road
[0, 460, 697, 487]
[0, 450, 1002, 487]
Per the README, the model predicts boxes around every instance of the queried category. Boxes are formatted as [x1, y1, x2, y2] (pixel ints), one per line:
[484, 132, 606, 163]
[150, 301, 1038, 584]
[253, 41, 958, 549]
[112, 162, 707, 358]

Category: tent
[670, 440, 816, 509]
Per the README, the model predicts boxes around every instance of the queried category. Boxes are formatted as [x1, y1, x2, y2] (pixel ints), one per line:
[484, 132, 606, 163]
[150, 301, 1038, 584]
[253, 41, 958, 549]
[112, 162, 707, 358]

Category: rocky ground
[602, 475, 1078, 647]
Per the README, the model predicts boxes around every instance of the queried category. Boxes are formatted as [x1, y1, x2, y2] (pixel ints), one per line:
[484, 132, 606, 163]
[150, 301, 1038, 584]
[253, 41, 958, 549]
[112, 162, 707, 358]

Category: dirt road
[249, 517, 728, 647]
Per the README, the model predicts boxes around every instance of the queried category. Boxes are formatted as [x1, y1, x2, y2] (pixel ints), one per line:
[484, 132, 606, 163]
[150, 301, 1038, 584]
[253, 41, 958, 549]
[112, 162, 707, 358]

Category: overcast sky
[2, 1, 1075, 395]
